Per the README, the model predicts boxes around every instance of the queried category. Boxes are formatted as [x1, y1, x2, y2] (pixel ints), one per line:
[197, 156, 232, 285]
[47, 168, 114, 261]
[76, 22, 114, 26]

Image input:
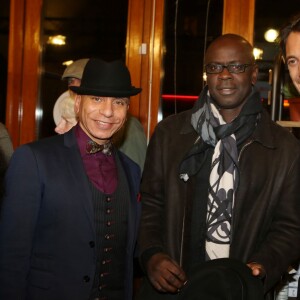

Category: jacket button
[106, 197, 112, 202]
[89, 241, 95, 248]
[102, 259, 111, 265]
[99, 284, 107, 290]
[83, 275, 90, 282]
[100, 272, 109, 278]
[105, 234, 114, 240]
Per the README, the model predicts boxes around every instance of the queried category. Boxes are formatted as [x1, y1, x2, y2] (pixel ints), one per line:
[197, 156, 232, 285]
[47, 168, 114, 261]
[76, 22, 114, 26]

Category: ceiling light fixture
[47, 35, 66, 46]
[62, 60, 74, 66]
[264, 29, 279, 43]
[253, 48, 263, 60]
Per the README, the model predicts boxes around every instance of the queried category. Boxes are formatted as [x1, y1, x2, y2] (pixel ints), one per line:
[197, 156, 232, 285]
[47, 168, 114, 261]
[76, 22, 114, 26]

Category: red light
[162, 94, 198, 102]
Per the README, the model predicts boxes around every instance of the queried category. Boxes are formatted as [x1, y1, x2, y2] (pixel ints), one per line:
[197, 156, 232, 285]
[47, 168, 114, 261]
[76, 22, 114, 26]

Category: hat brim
[179, 258, 264, 300]
[69, 86, 142, 97]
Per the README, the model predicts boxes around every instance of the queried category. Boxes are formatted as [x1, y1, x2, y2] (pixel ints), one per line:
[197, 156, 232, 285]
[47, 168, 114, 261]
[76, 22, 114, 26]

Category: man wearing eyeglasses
[136, 34, 300, 300]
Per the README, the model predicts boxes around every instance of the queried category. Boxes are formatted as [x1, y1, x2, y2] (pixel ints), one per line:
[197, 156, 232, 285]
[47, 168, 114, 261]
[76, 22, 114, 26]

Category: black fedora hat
[70, 58, 142, 97]
[179, 258, 264, 300]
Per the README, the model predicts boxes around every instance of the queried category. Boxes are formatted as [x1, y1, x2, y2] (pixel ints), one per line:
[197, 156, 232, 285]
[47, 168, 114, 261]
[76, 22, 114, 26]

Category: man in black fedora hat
[0, 58, 142, 300]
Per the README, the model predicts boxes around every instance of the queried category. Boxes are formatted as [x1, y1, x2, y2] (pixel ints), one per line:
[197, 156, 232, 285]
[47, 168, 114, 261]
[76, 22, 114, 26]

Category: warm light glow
[47, 35, 66, 45]
[253, 48, 263, 60]
[284, 99, 290, 108]
[203, 72, 207, 83]
[63, 60, 74, 66]
[264, 29, 279, 43]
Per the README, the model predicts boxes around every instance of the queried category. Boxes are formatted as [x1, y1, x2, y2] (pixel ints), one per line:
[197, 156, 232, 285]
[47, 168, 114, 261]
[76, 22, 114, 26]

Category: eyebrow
[206, 60, 244, 64]
[286, 55, 298, 59]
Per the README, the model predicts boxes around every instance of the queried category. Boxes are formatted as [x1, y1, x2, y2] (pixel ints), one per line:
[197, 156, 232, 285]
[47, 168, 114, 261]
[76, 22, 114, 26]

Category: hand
[247, 262, 266, 279]
[146, 252, 187, 293]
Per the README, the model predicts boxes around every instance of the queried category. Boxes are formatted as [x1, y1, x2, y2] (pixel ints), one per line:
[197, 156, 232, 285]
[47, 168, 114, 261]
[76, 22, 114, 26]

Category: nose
[218, 66, 232, 79]
[99, 98, 114, 117]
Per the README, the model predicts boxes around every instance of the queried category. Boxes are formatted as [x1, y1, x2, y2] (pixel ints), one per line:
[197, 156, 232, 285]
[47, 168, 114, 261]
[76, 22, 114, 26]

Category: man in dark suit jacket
[0, 58, 142, 300]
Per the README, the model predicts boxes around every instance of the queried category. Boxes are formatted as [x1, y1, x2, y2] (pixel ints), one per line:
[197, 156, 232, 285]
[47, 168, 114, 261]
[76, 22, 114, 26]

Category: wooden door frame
[126, 0, 165, 141]
[6, 0, 42, 148]
[223, 0, 255, 44]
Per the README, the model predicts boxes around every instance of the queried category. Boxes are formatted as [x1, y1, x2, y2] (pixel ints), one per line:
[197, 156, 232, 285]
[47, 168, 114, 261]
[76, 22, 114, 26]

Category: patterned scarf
[180, 86, 262, 259]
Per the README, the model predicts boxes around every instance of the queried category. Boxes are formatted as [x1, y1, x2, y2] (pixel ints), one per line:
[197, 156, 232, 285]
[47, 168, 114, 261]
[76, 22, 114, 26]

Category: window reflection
[161, 0, 223, 119]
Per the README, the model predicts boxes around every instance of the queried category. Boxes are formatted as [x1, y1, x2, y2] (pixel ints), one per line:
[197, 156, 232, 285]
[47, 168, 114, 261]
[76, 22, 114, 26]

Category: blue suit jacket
[0, 129, 141, 300]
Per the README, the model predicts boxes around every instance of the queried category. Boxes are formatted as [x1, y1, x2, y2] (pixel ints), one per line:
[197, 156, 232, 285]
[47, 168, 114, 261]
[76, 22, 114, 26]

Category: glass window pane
[161, 0, 223, 119]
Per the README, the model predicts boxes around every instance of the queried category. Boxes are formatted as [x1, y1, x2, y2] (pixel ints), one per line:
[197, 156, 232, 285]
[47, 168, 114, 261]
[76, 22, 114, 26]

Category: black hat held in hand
[179, 258, 264, 300]
[70, 58, 142, 97]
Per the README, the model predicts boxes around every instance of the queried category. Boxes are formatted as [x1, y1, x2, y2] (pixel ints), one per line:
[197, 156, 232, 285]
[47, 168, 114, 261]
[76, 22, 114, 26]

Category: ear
[74, 94, 81, 114]
[251, 64, 259, 85]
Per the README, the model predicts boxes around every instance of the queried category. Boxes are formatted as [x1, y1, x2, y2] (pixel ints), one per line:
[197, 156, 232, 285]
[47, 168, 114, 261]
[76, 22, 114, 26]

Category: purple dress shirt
[75, 124, 118, 194]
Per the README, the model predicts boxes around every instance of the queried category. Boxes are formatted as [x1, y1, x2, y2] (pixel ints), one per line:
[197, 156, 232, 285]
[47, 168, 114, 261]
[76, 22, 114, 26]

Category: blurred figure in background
[53, 91, 78, 134]
[113, 115, 147, 172]
[0, 122, 13, 203]
[280, 13, 300, 94]
[275, 13, 300, 300]
[53, 58, 89, 134]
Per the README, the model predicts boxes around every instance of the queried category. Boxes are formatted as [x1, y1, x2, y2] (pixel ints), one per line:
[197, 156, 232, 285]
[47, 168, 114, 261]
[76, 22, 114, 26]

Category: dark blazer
[137, 108, 300, 299]
[0, 128, 141, 300]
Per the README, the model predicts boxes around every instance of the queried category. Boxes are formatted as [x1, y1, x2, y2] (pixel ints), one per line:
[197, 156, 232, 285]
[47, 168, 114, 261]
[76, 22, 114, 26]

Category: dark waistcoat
[89, 156, 130, 300]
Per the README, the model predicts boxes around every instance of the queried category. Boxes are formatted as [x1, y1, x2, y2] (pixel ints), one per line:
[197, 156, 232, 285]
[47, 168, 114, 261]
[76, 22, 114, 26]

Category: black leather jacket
[138, 108, 300, 297]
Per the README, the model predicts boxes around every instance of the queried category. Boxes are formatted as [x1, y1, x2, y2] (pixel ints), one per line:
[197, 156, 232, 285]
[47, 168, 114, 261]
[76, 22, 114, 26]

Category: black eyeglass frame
[205, 63, 254, 74]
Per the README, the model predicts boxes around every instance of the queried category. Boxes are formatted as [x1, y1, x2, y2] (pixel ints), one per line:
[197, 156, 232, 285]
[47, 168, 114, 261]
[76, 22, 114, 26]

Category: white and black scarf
[180, 86, 262, 260]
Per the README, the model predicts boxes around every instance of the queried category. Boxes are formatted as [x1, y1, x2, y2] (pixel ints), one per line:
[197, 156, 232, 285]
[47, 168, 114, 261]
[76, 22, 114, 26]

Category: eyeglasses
[205, 63, 253, 74]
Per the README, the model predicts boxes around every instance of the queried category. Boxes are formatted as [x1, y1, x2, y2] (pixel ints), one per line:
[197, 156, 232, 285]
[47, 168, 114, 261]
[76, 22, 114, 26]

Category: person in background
[0, 123, 13, 170]
[113, 115, 147, 172]
[136, 34, 300, 300]
[276, 14, 300, 300]
[53, 92, 78, 134]
[280, 14, 300, 94]
[53, 58, 89, 134]
[54, 58, 147, 171]
[0, 122, 13, 202]
[0, 58, 142, 300]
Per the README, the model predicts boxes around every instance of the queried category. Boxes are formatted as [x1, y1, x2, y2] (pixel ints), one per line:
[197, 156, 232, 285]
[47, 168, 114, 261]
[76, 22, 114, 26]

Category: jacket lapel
[63, 129, 95, 234]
